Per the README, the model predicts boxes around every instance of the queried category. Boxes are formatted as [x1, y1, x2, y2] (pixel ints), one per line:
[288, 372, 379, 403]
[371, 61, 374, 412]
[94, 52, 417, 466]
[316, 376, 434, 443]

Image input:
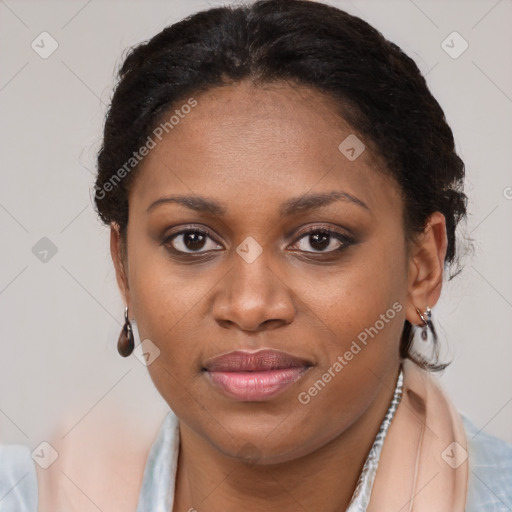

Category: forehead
[129, 80, 401, 220]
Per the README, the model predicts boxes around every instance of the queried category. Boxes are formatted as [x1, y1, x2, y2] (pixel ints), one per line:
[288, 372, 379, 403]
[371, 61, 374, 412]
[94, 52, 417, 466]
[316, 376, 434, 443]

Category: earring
[117, 306, 134, 357]
[415, 305, 433, 341]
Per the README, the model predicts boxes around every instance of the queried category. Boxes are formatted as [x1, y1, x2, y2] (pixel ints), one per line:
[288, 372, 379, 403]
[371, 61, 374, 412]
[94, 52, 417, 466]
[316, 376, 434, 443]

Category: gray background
[1, 0, 511, 453]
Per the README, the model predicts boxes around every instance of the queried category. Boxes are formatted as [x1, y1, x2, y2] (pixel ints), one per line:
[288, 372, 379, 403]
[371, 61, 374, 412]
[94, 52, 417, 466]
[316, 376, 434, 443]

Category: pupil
[311, 232, 329, 250]
[184, 232, 205, 250]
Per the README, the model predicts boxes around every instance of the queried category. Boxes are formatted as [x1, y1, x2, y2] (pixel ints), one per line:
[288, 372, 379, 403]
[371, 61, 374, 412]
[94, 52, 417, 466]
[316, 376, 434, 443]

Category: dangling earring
[415, 305, 436, 341]
[117, 306, 134, 357]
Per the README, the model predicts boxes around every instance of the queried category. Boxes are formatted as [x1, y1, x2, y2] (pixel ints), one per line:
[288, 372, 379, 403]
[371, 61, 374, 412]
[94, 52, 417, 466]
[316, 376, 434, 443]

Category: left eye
[291, 229, 353, 253]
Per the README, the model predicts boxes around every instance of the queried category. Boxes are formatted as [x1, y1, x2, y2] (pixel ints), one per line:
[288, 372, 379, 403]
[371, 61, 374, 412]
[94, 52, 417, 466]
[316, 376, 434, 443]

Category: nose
[212, 251, 296, 333]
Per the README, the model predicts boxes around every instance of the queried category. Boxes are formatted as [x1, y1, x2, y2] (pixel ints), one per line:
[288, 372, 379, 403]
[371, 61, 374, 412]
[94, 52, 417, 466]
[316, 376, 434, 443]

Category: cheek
[126, 239, 206, 377]
[299, 230, 408, 351]
[128, 262, 207, 417]
[292, 232, 407, 412]
[127, 228, 207, 338]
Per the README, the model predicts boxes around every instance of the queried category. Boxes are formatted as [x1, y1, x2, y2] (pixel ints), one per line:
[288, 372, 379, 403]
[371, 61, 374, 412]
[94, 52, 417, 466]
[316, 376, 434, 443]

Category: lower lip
[205, 367, 309, 401]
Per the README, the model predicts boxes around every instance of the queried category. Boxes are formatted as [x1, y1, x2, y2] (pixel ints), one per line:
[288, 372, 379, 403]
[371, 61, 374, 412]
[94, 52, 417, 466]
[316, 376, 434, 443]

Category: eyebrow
[146, 190, 370, 217]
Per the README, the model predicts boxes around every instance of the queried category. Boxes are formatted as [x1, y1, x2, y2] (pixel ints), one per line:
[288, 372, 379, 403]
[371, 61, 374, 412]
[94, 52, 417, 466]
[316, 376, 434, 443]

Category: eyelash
[162, 225, 355, 258]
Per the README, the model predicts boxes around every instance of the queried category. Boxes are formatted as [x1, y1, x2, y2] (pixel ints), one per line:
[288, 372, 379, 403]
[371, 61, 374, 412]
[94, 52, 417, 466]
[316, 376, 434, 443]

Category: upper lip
[203, 349, 312, 372]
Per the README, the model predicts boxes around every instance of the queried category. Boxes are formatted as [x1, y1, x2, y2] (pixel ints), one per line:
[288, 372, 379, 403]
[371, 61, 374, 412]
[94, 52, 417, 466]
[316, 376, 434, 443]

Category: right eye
[163, 229, 223, 255]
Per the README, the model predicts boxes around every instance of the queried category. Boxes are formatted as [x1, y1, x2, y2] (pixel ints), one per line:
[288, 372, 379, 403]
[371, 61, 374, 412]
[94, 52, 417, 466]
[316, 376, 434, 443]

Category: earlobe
[110, 222, 130, 305]
[405, 212, 448, 326]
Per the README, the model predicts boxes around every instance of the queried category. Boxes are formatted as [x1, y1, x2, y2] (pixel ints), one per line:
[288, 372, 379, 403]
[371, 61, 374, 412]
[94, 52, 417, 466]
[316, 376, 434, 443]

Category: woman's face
[117, 81, 416, 463]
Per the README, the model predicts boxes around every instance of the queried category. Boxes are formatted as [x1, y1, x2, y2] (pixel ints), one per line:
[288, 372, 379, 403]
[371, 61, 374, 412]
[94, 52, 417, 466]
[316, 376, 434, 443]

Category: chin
[200, 419, 317, 466]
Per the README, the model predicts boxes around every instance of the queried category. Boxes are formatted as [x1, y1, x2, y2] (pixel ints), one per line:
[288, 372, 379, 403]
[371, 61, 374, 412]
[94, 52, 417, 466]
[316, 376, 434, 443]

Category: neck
[173, 364, 400, 512]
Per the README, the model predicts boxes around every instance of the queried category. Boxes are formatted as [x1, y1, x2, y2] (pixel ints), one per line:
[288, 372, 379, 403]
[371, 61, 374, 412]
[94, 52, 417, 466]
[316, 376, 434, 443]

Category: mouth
[202, 349, 313, 402]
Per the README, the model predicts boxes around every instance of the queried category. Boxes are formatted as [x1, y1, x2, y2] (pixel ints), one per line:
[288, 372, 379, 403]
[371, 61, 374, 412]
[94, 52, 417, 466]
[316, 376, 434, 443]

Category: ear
[110, 223, 130, 308]
[405, 211, 448, 326]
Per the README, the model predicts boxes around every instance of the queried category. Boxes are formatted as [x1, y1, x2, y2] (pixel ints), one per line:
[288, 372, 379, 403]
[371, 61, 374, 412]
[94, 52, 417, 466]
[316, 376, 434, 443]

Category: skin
[110, 80, 447, 512]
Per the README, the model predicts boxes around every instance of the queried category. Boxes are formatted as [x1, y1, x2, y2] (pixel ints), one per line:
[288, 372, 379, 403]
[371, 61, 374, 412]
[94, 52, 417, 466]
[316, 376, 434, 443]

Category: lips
[203, 349, 312, 401]
[203, 349, 311, 372]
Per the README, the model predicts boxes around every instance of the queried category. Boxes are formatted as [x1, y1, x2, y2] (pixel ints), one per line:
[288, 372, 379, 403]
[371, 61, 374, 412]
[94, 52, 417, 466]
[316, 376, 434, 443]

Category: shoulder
[0, 444, 38, 512]
[461, 414, 512, 511]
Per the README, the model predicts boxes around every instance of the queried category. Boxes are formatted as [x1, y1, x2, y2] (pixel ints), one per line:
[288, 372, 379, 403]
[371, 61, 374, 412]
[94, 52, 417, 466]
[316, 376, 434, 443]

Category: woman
[2, 0, 511, 510]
